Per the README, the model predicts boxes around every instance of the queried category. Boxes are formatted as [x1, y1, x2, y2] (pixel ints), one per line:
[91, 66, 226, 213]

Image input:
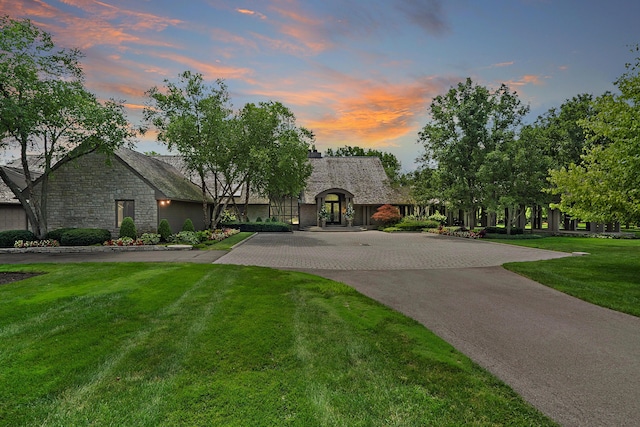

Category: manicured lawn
[196, 231, 254, 250]
[500, 237, 640, 317]
[0, 263, 555, 426]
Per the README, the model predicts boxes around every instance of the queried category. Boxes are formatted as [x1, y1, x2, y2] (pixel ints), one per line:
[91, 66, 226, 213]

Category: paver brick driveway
[215, 230, 569, 269]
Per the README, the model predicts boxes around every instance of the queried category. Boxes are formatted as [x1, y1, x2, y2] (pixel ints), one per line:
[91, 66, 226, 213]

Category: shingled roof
[0, 166, 42, 204]
[300, 156, 410, 205]
[115, 148, 207, 202]
[152, 154, 269, 204]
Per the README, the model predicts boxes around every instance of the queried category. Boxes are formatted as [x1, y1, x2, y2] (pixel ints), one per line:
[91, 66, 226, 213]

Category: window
[269, 196, 299, 225]
[116, 200, 134, 227]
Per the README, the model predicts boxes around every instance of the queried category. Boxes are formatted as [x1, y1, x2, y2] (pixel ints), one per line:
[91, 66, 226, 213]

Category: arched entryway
[316, 189, 354, 226]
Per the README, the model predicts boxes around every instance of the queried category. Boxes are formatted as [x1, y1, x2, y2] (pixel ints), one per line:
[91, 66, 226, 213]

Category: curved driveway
[216, 231, 640, 427]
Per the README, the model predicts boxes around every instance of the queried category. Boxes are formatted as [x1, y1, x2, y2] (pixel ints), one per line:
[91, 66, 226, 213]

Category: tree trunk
[199, 170, 210, 230]
[243, 178, 251, 222]
[0, 166, 41, 236]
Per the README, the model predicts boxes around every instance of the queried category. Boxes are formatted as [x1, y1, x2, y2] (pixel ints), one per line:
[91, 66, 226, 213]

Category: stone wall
[36, 153, 158, 236]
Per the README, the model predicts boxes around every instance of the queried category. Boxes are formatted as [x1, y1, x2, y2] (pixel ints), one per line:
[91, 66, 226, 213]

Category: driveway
[216, 231, 640, 427]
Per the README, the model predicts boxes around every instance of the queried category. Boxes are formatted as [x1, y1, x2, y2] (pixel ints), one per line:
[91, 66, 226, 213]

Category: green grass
[500, 237, 640, 317]
[0, 263, 555, 426]
[195, 232, 254, 250]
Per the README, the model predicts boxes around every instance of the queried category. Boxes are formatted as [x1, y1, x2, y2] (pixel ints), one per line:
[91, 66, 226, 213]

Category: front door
[324, 194, 341, 224]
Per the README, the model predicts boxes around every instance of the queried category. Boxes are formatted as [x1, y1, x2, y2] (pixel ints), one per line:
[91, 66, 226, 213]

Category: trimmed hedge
[0, 230, 37, 248]
[395, 219, 441, 231]
[45, 228, 77, 241]
[60, 228, 111, 246]
[222, 221, 292, 232]
[483, 226, 524, 235]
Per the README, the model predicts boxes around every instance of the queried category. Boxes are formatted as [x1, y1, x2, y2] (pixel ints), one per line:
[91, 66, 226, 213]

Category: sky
[2, 0, 639, 170]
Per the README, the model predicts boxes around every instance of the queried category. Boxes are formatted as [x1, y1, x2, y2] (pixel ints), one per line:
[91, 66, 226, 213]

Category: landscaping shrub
[182, 218, 195, 232]
[168, 231, 201, 245]
[223, 221, 291, 232]
[371, 204, 402, 226]
[395, 219, 441, 231]
[140, 233, 161, 245]
[119, 217, 137, 239]
[157, 219, 172, 242]
[484, 226, 524, 235]
[427, 211, 447, 225]
[60, 228, 111, 246]
[255, 217, 262, 222]
[45, 227, 76, 241]
[0, 230, 37, 248]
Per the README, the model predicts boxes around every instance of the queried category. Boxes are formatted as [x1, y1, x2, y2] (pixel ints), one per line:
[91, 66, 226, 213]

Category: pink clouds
[506, 74, 547, 87]
[247, 70, 455, 147]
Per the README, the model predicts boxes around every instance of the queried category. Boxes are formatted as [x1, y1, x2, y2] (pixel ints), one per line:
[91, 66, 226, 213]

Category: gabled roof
[0, 165, 43, 204]
[115, 148, 207, 203]
[300, 156, 410, 205]
[152, 154, 269, 204]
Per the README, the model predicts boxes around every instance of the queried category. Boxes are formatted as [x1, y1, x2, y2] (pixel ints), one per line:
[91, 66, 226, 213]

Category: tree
[142, 71, 234, 229]
[144, 75, 313, 228]
[479, 128, 550, 234]
[371, 204, 402, 226]
[246, 101, 313, 219]
[417, 78, 529, 227]
[0, 17, 133, 238]
[531, 94, 599, 170]
[325, 145, 402, 183]
[549, 47, 640, 223]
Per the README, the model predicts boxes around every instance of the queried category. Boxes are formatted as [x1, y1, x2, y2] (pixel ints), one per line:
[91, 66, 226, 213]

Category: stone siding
[36, 153, 158, 236]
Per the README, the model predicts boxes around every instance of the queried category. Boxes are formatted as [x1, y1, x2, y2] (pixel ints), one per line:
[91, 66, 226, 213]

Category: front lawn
[0, 263, 555, 426]
[501, 237, 640, 317]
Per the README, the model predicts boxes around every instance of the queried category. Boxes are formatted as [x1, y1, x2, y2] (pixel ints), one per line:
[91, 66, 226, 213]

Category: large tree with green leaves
[325, 145, 402, 183]
[142, 71, 234, 228]
[0, 17, 133, 238]
[478, 127, 550, 234]
[244, 101, 313, 219]
[549, 48, 640, 223]
[417, 78, 529, 226]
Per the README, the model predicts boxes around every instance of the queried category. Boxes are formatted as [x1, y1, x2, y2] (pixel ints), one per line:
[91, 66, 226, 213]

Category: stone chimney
[307, 148, 322, 158]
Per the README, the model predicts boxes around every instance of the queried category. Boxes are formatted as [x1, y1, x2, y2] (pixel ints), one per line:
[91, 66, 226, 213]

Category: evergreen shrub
[60, 228, 111, 246]
[0, 230, 36, 248]
[182, 218, 195, 232]
[46, 228, 76, 241]
[157, 219, 172, 242]
[119, 217, 137, 239]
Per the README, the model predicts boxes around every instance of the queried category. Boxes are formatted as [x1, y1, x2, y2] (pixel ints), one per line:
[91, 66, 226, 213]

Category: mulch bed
[0, 272, 42, 285]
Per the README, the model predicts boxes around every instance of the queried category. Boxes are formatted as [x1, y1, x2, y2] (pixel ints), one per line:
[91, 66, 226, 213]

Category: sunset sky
[2, 0, 639, 170]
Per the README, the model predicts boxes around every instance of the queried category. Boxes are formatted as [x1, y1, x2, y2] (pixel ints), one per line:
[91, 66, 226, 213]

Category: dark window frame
[116, 200, 135, 227]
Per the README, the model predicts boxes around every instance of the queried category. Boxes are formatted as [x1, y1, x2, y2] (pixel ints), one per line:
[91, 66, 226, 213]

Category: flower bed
[103, 237, 144, 246]
[426, 226, 486, 239]
[14, 239, 60, 248]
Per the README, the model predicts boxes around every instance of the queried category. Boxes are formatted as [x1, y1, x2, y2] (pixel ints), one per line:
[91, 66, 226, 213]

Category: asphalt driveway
[216, 231, 640, 427]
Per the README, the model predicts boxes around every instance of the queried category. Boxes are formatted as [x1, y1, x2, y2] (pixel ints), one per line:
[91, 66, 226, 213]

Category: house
[7, 147, 410, 235]
[31, 148, 209, 236]
[298, 152, 411, 228]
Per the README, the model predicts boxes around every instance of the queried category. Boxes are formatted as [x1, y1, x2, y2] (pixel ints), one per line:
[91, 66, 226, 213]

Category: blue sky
[2, 0, 639, 170]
